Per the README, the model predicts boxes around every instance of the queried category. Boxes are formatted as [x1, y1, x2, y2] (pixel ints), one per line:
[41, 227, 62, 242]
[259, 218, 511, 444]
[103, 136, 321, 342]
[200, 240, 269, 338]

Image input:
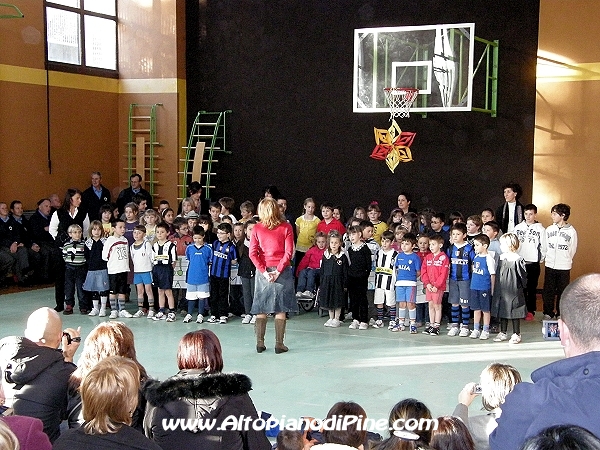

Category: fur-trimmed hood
[143, 371, 252, 408]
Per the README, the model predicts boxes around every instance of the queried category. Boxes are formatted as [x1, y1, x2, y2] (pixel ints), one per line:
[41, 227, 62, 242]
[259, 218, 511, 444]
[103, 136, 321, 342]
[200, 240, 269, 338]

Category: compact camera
[62, 332, 81, 345]
[542, 320, 560, 341]
[472, 384, 482, 394]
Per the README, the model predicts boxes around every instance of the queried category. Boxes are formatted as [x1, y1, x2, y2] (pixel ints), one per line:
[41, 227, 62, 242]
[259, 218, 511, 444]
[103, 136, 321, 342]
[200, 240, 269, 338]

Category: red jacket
[316, 218, 346, 236]
[421, 252, 450, 290]
[296, 245, 326, 276]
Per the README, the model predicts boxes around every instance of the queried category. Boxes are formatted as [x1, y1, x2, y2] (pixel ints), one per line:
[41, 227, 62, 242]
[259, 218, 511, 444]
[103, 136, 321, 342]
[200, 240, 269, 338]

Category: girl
[449, 211, 464, 225]
[332, 205, 345, 225]
[99, 204, 114, 237]
[392, 223, 409, 251]
[419, 208, 435, 234]
[353, 206, 366, 220]
[372, 399, 436, 450]
[142, 209, 160, 243]
[320, 231, 348, 328]
[161, 207, 176, 236]
[402, 212, 419, 234]
[294, 197, 321, 268]
[387, 208, 404, 227]
[238, 220, 257, 324]
[83, 220, 109, 316]
[178, 197, 194, 218]
[367, 202, 388, 245]
[491, 233, 527, 344]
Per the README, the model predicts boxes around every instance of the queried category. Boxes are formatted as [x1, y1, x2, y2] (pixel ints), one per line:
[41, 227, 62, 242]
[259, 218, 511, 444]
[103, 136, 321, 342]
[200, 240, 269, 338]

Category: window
[45, 0, 117, 75]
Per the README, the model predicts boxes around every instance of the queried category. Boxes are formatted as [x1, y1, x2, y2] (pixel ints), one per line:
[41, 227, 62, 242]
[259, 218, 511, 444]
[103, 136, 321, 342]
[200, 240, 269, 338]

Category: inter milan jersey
[447, 243, 475, 281]
[210, 240, 238, 278]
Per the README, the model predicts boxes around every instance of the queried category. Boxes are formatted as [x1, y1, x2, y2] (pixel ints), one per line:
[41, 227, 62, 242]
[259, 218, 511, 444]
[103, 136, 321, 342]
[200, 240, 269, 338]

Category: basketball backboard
[353, 23, 475, 114]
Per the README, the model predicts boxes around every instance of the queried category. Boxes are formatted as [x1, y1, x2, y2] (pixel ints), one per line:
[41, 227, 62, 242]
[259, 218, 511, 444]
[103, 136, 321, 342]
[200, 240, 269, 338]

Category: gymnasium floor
[0, 287, 563, 430]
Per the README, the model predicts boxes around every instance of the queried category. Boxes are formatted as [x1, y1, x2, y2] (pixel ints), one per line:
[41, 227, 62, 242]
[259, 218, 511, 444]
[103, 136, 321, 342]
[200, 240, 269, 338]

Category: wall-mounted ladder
[179, 110, 231, 200]
[126, 103, 162, 197]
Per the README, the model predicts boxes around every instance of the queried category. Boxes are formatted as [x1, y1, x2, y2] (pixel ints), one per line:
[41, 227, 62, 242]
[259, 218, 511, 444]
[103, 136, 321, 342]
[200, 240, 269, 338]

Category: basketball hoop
[384, 87, 419, 119]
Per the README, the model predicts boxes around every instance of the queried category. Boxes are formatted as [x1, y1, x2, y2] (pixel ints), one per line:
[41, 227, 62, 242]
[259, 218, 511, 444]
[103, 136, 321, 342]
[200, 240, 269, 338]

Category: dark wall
[186, 0, 540, 220]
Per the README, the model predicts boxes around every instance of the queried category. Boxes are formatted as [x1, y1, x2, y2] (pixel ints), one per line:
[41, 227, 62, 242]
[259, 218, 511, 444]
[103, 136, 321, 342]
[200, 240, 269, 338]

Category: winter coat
[54, 422, 162, 450]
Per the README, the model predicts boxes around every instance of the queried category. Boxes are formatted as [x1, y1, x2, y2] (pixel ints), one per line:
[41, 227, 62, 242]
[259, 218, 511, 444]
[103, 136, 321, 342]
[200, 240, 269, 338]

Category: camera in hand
[62, 332, 81, 344]
[542, 320, 560, 341]
[472, 383, 482, 394]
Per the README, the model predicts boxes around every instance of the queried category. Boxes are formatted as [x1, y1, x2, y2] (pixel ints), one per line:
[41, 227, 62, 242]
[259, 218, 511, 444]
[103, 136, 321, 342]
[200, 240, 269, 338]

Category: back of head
[277, 429, 304, 450]
[322, 401, 367, 448]
[24, 307, 62, 348]
[560, 274, 600, 353]
[373, 399, 435, 450]
[480, 363, 521, 411]
[429, 416, 474, 450]
[0, 420, 19, 450]
[520, 425, 600, 450]
[177, 329, 223, 373]
[257, 197, 283, 230]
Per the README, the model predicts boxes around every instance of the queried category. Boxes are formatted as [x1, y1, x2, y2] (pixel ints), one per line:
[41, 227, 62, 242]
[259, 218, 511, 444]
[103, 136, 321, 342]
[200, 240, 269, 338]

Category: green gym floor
[0, 287, 563, 428]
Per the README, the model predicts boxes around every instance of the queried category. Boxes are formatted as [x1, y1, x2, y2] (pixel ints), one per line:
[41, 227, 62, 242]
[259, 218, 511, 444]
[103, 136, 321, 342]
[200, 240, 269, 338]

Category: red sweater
[316, 218, 346, 236]
[295, 245, 326, 276]
[249, 222, 294, 273]
[421, 252, 450, 290]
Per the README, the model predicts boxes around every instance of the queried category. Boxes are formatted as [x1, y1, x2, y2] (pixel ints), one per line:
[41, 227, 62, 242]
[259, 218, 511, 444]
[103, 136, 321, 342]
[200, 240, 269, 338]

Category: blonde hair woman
[249, 197, 296, 353]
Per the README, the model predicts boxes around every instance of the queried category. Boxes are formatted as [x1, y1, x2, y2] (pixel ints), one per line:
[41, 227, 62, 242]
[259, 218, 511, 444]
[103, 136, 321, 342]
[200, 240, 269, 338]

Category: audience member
[0, 419, 19, 450]
[116, 173, 153, 215]
[28, 198, 62, 286]
[81, 171, 112, 221]
[1, 415, 52, 450]
[0, 202, 36, 284]
[312, 402, 368, 450]
[519, 425, 600, 450]
[429, 416, 474, 450]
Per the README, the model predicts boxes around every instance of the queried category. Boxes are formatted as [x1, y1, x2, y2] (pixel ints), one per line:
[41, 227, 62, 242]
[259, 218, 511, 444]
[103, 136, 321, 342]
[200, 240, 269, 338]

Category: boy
[421, 234, 450, 336]
[415, 234, 431, 327]
[151, 222, 178, 322]
[184, 226, 213, 323]
[360, 220, 380, 259]
[170, 217, 193, 314]
[514, 204, 547, 320]
[393, 233, 421, 333]
[346, 225, 372, 330]
[219, 196, 237, 223]
[208, 201, 222, 228]
[373, 230, 398, 329]
[542, 203, 577, 319]
[466, 215, 483, 246]
[295, 232, 327, 298]
[239, 200, 255, 223]
[61, 224, 88, 315]
[158, 199, 170, 215]
[130, 225, 154, 318]
[447, 223, 475, 337]
[430, 213, 450, 251]
[185, 211, 200, 233]
[469, 234, 496, 339]
[229, 222, 246, 316]
[102, 219, 132, 319]
[208, 222, 238, 324]
[316, 202, 346, 236]
[482, 220, 502, 264]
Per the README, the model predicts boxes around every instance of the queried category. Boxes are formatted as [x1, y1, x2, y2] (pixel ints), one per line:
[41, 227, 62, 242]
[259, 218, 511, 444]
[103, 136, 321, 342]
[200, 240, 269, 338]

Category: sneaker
[447, 326, 460, 337]
[207, 316, 218, 323]
[219, 316, 228, 324]
[494, 332, 508, 342]
[324, 319, 333, 327]
[196, 314, 204, 323]
[345, 312, 353, 321]
[358, 322, 368, 330]
[429, 327, 440, 336]
[241, 314, 252, 324]
[388, 320, 397, 330]
[166, 312, 176, 322]
[330, 318, 341, 328]
[133, 309, 146, 318]
[303, 290, 314, 298]
[119, 310, 133, 318]
[98, 307, 106, 317]
[183, 314, 192, 323]
[250, 315, 256, 324]
[470, 329, 481, 339]
[509, 333, 522, 344]
[153, 311, 166, 321]
[479, 330, 490, 340]
[422, 326, 433, 335]
[349, 320, 360, 329]
[525, 312, 535, 321]
[147, 309, 155, 319]
[459, 326, 470, 337]
[409, 324, 417, 334]
[446, 323, 453, 330]
[369, 318, 376, 326]
[109, 310, 119, 319]
[390, 324, 400, 332]
[542, 314, 554, 320]
[373, 320, 384, 329]
[88, 308, 100, 316]
[295, 291, 303, 298]
[63, 305, 73, 315]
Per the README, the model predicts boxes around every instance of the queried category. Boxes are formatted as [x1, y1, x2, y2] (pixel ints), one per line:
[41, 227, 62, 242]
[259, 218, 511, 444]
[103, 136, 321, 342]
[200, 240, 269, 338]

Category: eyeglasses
[216, 230, 228, 235]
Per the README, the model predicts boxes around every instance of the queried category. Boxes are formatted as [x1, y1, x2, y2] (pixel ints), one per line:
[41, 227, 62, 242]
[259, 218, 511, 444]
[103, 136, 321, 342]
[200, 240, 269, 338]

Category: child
[320, 231, 349, 328]
[421, 234, 450, 336]
[123, 202, 139, 247]
[449, 211, 464, 225]
[295, 197, 326, 266]
[151, 222, 178, 321]
[402, 212, 419, 234]
[219, 196, 237, 223]
[170, 217, 194, 315]
[542, 203, 577, 319]
[102, 219, 132, 319]
[142, 208, 159, 243]
[83, 220, 109, 316]
[430, 213, 450, 251]
[392, 223, 408, 252]
[346, 225, 373, 330]
[198, 214, 216, 249]
[367, 202, 388, 245]
[208, 222, 238, 324]
[333, 205, 345, 224]
[447, 223, 475, 337]
[491, 233, 527, 343]
[130, 225, 155, 318]
[158, 199, 170, 215]
[513, 204, 547, 321]
[415, 234, 431, 327]
[99, 203, 114, 237]
[393, 233, 422, 333]
[387, 208, 404, 227]
[184, 226, 213, 323]
[373, 230, 398, 329]
[161, 207, 176, 236]
[238, 220, 257, 324]
[482, 220, 502, 263]
[239, 200, 255, 223]
[178, 197, 194, 218]
[481, 208, 495, 224]
[316, 202, 346, 236]
[343, 217, 362, 250]
[186, 211, 200, 232]
[295, 232, 327, 298]
[61, 224, 88, 315]
[360, 220, 380, 258]
[229, 222, 246, 316]
[469, 234, 496, 340]
[208, 201, 222, 228]
[466, 215, 483, 246]
[353, 206, 366, 220]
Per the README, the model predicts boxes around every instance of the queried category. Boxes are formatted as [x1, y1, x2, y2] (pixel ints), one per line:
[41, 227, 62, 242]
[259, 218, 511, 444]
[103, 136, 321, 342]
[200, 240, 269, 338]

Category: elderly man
[116, 173, 152, 215]
[490, 273, 600, 450]
[0, 202, 35, 284]
[81, 171, 111, 221]
[0, 307, 81, 442]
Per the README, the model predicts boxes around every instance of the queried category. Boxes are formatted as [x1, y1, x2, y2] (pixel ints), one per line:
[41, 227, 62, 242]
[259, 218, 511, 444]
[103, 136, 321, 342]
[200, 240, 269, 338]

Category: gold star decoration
[370, 119, 416, 172]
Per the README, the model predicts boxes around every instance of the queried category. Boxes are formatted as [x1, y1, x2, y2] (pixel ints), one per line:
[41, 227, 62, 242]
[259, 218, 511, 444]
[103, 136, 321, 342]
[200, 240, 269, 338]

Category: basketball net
[384, 88, 419, 120]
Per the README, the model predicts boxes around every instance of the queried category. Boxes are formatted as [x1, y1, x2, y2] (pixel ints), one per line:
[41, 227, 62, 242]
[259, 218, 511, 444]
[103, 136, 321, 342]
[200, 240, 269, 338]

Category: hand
[458, 382, 479, 407]
[270, 270, 280, 282]
[431, 286, 438, 293]
[31, 244, 40, 252]
[263, 271, 272, 281]
[62, 326, 82, 363]
[9, 243, 17, 253]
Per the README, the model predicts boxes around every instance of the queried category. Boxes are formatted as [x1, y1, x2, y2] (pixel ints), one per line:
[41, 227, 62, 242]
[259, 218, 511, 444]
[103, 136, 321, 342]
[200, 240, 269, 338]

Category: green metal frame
[471, 38, 499, 117]
[127, 103, 161, 197]
[0, 3, 23, 19]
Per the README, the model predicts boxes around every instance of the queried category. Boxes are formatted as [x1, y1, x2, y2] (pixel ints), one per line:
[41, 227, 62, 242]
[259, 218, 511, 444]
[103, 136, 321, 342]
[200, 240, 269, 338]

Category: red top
[316, 218, 346, 236]
[421, 252, 450, 290]
[249, 222, 295, 274]
[169, 233, 193, 256]
[295, 245, 326, 276]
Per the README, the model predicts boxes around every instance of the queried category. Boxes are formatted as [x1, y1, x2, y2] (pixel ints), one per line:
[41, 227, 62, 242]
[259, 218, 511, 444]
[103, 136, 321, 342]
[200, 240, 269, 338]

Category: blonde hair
[89, 220, 103, 237]
[257, 197, 284, 230]
[480, 363, 521, 411]
[0, 420, 19, 450]
[141, 209, 159, 225]
[500, 232, 520, 252]
[81, 356, 140, 434]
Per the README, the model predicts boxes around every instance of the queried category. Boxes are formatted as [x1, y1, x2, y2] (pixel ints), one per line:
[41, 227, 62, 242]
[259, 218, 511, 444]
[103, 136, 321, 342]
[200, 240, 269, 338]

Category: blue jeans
[64, 265, 88, 310]
[297, 268, 318, 292]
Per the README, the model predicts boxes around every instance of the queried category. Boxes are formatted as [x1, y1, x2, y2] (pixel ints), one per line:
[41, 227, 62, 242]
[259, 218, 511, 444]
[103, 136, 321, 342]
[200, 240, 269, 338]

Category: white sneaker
[479, 330, 490, 340]
[119, 310, 133, 318]
[324, 319, 333, 327]
[219, 316, 228, 324]
[372, 320, 384, 328]
[447, 326, 460, 336]
[295, 292, 303, 298]
[196, 314, 204, 323]
[330, 318, 341, 328]
[509, 333, 522, 344]
[303, 290, 314, 298]
[345, 312, 353, 321]
[98, 307, 106, 317]
[133, 309, 146, 318]
[388, 320, 396, 330]
[88, 308, 99, 316]
[241, 314, 252, 324]
[446, 323, 453, 330]
[109, 310, 118, 319]
[207, 316, 218, 323]
[153, 311, 166, 321]
[250, 315, 256, 324]
[459, 326, 470, 337]
[470, 329, 481, 339]
[147, 309, 155, 319]
[166, 312, 176, 322]
[183, 314, 192, 323]
[494, 332, 508, 342]
[349, 319, 360, 329]
[358, 322, 368, 330]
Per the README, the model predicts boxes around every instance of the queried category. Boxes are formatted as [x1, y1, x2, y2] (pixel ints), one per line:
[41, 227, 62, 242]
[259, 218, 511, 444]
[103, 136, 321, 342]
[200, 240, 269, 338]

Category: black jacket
[0, 336, 76, 442]
[81, 185, 112, 221]
[143, 371, 271, 450]
[54, 424, 162, 450]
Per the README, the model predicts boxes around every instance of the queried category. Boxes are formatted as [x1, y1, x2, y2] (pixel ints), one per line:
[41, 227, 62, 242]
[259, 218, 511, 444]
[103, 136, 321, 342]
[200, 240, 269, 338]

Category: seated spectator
[144, 329, 271, 450]
[0, 307, 81, 442]
[1, 415, 52, 450]
[67, 322, 148, 430]
[453, 363, 521, 450]
[429, 416, 475, 450]
[0, 419, 19, 450]
[312, 401, 368, 450]
[519, 425, 600, 450]
[53, 356, 161, 450]
[0, 202, 36, 284]
[277, 429, 315, 450]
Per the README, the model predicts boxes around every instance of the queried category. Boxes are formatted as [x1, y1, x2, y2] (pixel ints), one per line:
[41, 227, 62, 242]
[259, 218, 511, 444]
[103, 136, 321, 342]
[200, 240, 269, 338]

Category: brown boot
[274, 318, 288, 354]
[255, 317, 267, 353]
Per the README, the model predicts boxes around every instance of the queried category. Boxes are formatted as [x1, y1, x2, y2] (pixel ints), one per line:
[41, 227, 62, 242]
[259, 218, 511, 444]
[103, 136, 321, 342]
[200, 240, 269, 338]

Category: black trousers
[542, 267, 570, 317]
[348, 275, 369, 324]
[524, 262, 541, 314]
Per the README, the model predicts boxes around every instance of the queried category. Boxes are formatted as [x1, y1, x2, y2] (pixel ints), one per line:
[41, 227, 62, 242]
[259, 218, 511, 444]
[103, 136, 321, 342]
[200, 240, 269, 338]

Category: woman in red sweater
[249, 198, 296, 354]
